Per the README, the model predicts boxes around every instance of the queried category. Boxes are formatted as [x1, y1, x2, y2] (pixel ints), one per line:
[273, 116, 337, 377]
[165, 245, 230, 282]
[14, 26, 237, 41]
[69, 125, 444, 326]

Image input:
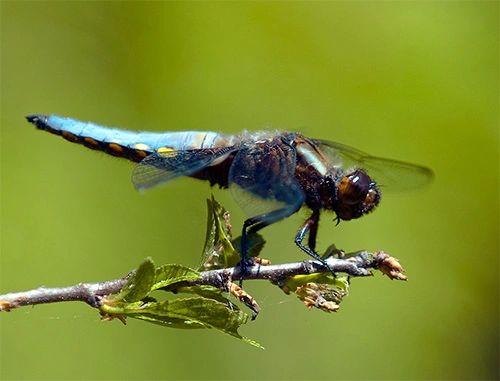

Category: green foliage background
[1, 2, 498, 380]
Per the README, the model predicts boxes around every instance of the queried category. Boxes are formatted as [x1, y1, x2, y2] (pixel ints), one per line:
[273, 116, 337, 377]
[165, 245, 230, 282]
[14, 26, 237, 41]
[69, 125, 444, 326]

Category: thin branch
[0, 274, 134, 311]
[182, 250, 375, 287]
[0, 251, 404, 312]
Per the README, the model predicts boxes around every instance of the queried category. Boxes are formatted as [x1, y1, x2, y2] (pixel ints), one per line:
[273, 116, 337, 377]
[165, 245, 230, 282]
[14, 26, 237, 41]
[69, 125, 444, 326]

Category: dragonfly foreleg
[295, 210, 336, 277]
[307, 210, 320, 252]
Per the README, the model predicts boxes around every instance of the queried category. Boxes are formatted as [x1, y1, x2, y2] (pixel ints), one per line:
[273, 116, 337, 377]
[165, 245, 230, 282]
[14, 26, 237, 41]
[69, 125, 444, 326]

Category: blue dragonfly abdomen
[26, 114, 229, 163]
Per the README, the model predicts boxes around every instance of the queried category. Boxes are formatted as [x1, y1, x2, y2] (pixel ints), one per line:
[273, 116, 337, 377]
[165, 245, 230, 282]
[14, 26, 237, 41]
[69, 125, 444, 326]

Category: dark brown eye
[338, 170, 371, 205]
[335, 170, 381, 220]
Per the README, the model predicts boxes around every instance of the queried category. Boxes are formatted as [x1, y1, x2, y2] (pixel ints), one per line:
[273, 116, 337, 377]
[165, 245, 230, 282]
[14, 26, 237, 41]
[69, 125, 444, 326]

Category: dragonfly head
[334, 169, 381, 221]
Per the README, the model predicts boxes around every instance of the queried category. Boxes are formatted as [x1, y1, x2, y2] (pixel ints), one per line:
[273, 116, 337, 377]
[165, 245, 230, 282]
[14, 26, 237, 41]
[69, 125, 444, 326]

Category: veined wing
[132, 146, 238, 191]
[313, 139, 434, 191]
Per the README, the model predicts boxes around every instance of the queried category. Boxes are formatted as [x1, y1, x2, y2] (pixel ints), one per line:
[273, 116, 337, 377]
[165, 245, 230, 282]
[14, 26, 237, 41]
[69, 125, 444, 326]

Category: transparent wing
[313, 139, 434, 191]
[132, 146, 238, 191]
[228, 138, 305, 221]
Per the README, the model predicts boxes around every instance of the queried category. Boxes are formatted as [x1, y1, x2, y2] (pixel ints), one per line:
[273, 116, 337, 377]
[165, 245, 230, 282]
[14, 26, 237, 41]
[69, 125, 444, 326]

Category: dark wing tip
[26, 114, 49, 128]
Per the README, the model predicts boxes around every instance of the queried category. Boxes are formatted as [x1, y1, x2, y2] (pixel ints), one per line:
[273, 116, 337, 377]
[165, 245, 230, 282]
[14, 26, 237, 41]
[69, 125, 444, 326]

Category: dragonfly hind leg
[239, 208, 296, 283]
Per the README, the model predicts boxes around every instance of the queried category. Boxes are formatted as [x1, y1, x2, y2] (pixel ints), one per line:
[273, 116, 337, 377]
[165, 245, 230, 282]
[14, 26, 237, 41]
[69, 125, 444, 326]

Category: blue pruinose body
[26, 113, 433, 275]
[29, 114, 230, 160]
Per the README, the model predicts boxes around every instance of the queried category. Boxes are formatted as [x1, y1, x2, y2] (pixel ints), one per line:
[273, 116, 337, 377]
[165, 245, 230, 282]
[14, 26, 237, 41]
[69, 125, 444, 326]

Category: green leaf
[111, 257, 156, 303]
[103, 297, 263, 349]
[201, 197, 218, 263]
[199, 195, 240, 270]
[152, 264, 201, 291]
[231, 232, 265, 259]
[100, 255, 262, 348]
[285, 273, 349, 293]
[174, 284, 234, 305]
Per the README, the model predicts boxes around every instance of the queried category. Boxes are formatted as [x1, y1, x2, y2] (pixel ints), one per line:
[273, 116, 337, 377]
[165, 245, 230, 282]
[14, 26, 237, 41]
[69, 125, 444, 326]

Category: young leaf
[111, 257, 156, 303]
[153, 264, 201, 290]
[199, 196, 240, 270]
[127, 297, 263, 348]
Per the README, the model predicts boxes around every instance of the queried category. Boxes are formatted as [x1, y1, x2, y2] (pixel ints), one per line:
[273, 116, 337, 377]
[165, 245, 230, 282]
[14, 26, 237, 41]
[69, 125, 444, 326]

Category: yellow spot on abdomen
[157, 147, 174, 153]
[157, 147, 177, 158]
[133, 143, 151, 151]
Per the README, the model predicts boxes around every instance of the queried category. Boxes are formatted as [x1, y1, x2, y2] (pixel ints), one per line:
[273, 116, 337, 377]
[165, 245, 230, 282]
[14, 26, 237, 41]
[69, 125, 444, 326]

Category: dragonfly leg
[240, 218, 258, 273]
[240, 208, 295, 284]
[239, 218, 262, 287]
[295, 210, 336, 276]
[307, 210, 320, 253]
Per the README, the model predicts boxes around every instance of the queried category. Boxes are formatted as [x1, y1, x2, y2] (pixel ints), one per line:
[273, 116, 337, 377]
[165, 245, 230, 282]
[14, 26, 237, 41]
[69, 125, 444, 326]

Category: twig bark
[0, 251, 403, 312]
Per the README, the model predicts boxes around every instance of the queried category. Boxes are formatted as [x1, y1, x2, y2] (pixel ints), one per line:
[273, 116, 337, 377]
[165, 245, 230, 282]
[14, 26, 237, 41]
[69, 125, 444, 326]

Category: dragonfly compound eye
[336, 170, 381, 220]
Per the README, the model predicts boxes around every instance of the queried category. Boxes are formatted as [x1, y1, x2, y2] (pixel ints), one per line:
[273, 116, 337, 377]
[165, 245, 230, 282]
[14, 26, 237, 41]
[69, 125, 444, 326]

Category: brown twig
[0, 251, 403, 312]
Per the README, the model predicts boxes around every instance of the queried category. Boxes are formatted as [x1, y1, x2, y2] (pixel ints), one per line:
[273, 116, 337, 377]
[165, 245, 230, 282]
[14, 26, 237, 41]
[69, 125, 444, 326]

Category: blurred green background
[1, 2, 498, 380]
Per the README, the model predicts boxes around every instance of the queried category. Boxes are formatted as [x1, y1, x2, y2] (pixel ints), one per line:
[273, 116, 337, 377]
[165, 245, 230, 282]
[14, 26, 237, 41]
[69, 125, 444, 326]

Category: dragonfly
[26, 114, 433, 274]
